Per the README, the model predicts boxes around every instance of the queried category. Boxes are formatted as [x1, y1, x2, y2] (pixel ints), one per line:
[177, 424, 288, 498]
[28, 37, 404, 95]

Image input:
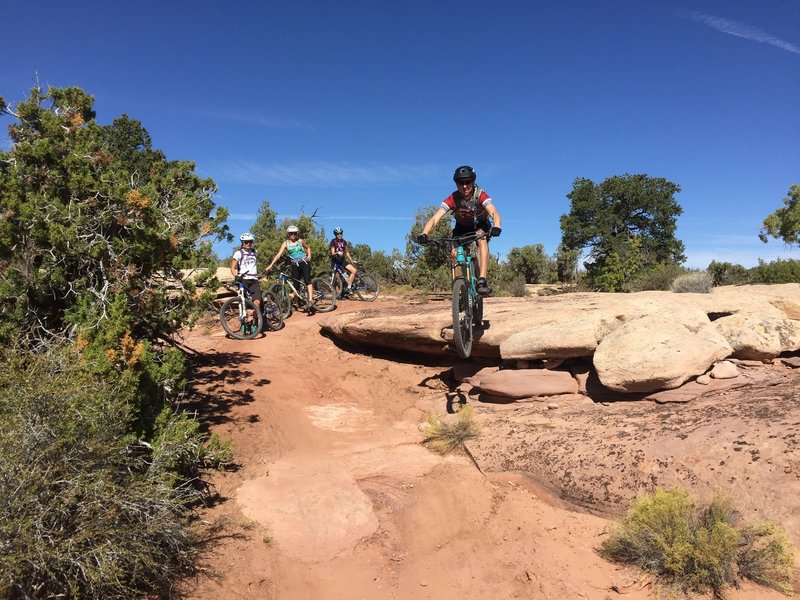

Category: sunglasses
[456, 180, 474, 186]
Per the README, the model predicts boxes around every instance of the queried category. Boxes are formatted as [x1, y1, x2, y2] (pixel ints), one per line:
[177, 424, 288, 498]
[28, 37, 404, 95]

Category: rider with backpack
[417, 165, 502, 295]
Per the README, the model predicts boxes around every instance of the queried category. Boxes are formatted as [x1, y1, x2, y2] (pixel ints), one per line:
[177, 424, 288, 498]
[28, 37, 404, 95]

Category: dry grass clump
[670, 271, 713, 293]
[422, 405, 480, 454]
[599, 488, 795, 597]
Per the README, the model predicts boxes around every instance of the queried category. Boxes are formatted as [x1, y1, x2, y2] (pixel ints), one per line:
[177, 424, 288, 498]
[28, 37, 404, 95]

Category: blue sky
[2, 0, 798, 268]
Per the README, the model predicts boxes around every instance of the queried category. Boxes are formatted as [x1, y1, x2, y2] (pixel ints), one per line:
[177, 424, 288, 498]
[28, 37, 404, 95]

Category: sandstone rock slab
[593, 315, 732, 393]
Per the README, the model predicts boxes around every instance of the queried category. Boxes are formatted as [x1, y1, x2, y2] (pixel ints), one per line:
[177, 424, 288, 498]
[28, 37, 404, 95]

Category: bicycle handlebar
[426, 230, 489, 246]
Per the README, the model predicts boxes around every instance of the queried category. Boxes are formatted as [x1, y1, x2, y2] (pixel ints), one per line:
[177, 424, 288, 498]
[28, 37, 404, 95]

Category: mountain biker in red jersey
[417, 165, 502, 295]
[329, 226, 357, 296]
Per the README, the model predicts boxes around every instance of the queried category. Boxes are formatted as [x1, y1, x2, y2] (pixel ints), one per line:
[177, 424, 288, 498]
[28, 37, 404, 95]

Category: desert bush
[492, 268, 528, 297]
[600, 488, 795, 597]
[707, 260, 751, 286]
[422, 405, 480, 454]
[670, 271, 713, 293]
[750, 258, 800, 284]
[628, 263, 685, 291]
[0, 347, 203, 599]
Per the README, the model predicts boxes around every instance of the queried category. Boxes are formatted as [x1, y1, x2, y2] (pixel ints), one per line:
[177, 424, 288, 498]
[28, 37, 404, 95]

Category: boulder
[473, 369, 579, 399]
[713, 313, 800, 360]
[710, 360, 739, 379]
[593, 315, 732, 393]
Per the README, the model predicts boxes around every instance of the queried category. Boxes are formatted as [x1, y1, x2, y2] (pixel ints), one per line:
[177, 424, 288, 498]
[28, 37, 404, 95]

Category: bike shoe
[476, 278, 490, 295]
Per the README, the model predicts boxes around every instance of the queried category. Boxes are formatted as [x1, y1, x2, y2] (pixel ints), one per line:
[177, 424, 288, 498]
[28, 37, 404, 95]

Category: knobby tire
[261, 291, 284, 331]
[270, 283, 293, 319]
[220, 297, 262, 340]
[310, 278, 337, 312]
[354, 272, 380, 302]
[451, 277, 473, 358]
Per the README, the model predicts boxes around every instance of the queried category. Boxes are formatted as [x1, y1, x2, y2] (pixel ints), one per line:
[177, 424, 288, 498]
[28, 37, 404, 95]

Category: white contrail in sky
[215, 160, 441, 186]
[690, 12, 800, 56]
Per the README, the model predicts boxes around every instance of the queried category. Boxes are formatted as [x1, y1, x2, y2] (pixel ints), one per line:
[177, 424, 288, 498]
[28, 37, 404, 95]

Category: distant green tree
[555, 243, 581, 283]
[560, 174, 685, 285]
[407, 206, 452, 288]
[707, 261, 751, 286]
[506, 244, 554, 284]
[760, 184, 800, 246]
[750, 258, 800, 284]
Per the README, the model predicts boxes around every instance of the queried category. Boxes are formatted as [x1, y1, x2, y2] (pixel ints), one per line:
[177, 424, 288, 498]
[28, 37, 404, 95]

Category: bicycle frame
[276, 271, 307, 301]
[269, 267, 337, 317]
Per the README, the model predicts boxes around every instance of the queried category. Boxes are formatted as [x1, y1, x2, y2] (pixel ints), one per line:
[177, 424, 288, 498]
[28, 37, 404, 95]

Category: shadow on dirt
[182, 350, 270, 432]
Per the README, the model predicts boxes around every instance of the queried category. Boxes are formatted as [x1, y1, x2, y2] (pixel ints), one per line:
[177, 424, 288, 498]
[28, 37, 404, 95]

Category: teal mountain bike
[427, 231, 487, 358]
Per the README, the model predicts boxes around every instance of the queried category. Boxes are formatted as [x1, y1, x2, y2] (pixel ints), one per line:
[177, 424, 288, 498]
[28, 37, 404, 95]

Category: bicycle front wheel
[451, 278, 473, 358]
[472, 292, 484, 328]
[220, 297, 262, 340]
[270, 283, 293, 319]
[317, 271, 344, 298]
[354, 272, 380, 302]
[310, 278, 337, 312]
[261, 291, 285, 331]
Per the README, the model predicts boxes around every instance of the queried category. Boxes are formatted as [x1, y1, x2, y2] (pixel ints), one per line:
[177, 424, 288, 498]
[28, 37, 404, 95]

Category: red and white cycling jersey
[440, 186, 493, 227]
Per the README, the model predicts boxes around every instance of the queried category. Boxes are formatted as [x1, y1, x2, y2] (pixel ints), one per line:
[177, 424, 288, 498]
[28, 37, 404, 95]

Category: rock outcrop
[319, 284, 800, 398]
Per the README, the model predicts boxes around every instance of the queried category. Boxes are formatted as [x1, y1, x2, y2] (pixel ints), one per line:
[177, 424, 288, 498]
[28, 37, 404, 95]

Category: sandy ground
[178, 298, 793, 600]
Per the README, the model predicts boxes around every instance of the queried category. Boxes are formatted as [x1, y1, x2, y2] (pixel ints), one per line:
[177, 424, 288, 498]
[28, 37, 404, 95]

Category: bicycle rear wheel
[310, 278, 336, 312]
[270, 283, 293, 319]
[261, 291, 284, 331]
[220, 297, 262, 340]
[451, 278, 473, 358]
[354, 272, 380, 302]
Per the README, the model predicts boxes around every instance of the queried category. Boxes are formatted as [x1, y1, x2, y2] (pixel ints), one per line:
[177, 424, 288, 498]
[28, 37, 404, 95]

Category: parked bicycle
[267, 267, 336, 319]
[427, 231, 488, 358]
[219, 277, 284, 340]
[317, 262, 380, 301]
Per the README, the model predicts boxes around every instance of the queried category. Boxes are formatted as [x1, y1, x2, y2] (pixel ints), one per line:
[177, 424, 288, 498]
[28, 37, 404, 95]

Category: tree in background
[560, 174, 685, 289]
[555, 243, 581, 283]
[760, 184, 800, 246]
[506, 244, 555, 284]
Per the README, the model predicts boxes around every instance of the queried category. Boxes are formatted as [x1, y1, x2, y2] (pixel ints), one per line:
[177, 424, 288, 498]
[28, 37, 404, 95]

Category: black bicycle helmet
[453, 165, 477, 182]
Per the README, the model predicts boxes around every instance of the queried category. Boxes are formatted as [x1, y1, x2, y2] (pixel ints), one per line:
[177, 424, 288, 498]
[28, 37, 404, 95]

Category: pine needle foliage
[422, 405, 480, 454]
[0, 347, 203, 599]
[600, 488, 795, 597]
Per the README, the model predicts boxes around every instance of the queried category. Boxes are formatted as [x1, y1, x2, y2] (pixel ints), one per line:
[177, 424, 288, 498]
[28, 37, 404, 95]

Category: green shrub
[707, 260, 751, 286]
[0, 347, 204, 599]
[422, 405, 480, 454]
[600, 488, 795, 597]
[628, 263, 685, 291]
[750, 258, 800, 284]
[671, 271, 713, 293]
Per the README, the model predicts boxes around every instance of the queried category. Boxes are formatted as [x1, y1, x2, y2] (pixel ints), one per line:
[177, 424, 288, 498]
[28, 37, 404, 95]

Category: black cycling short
[243, 278, 262, 303]
[453, 218, 491, 237]
[291, 259, 311, 285]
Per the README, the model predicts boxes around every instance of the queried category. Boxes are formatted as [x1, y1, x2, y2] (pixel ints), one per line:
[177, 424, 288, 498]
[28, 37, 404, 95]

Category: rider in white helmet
[231, 232, 262, 331]
[265, 225, 316, 312]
